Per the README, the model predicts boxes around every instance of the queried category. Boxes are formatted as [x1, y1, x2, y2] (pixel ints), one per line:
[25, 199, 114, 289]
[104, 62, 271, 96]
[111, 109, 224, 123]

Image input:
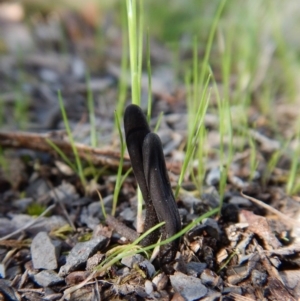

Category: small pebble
[170, 271, 208, 300]
[31, 232, 61, 270]
[144, 280, 153, 295]
[205, 168, 220, 186]
[152, 272, 168, 291]
[33, 270, 64, 287]
[200, 269, 222, 288]
[59, 236, 108, 276]
[251, 269, 267, 286]
[185, 262, 207, 277]
[139, 260, 155, 278]
[121, 254, 144, 268]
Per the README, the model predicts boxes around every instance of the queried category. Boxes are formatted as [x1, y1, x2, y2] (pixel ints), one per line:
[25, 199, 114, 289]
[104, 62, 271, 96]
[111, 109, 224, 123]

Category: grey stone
[59, 236, 107, 276]
[280, 269, 300, 298]
[25, 178, 49, 198]
[200, 290, 221, 301]
[5, 265, 21, 280]
[202, 218, 221, 239]
[144, 280, 153, 295]
[152, 273, 168, 291]
[178, 208, 188, 219]
[0, 263, 5, 278]
[223, 286, 243, 295]
[185, 262, 207, 277]
[205, 168, 220, 186]
[86, 253, 105, 271]
[31, 232, 61, 270]
[139, 260, 155, 278]
[71, 57, 86, 79]
[80, 207, 100, 229]
[201, 187, 220, 207]
[49, 182, 79, 204]
[251, 269, 267, 286]
[121, 254, 145, 268]
[180, 194, 202, 211]
[229, 196, 252, 207]
[10, 214, 68, 236]
[170, 271, 208, 301]
[200, 269, 222, 288]
[87, 201, 105, 219]
[33, 270, 64, 287]
[0, 279, 20, 301]
[0, 218, 16, 237]
[119, 207, 136, 222]
[13, 198, 33, 212]
[188, 218, 221, 240]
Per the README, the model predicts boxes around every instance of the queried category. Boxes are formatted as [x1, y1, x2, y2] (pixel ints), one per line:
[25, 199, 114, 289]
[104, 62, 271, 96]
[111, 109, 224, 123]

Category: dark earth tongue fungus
[124, 104, 181, 268]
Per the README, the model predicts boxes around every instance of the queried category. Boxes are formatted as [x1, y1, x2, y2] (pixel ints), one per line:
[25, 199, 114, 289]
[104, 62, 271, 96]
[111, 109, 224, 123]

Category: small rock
[180, 194, 202, 211]
[251, 269, 267, 286]
[229, 196, 252, 207]
[221, 204, 239, 223]
[25, 178, 49, 198]
[185, 262, 207, 277]
[121, 254, 144, 268]
[178, 208, 188, 220]
[11, 214, 68, 236]
[170, 271, 208, 301]
[13, 198, 33, 212]
[87, 201, 105, 219]
[115, 267, 130, 277]
[201, 187, 220, 207]
[49, 182, 79, 204]
[0, 263, 5, 278]
[119, 207, 136, 222]
[86, 253, 105, 271]
[188, 218, 220, 240]
[0, 218, 17, 237]
[280, 269, 300, 298]
[152, 272, 168, 291]
[189, 240, 201, 253]
[5, 265, 21, 280]
[144, 280, 153, 295]
[33, 270, 64, 287]
[200, 290, 221, 301]
[59, 236, 107, 276]
[139, 260, 155, 278]
[203, 218, 221, 238]
[71, 57, 86, 79]
[200, 269, 222, 288]
[31, 232, 61, 270]
[0, 279, 20, 301]
[223, 286, 243, 295]
[205, 168, 220, 186]
[80, 207, 100, 229]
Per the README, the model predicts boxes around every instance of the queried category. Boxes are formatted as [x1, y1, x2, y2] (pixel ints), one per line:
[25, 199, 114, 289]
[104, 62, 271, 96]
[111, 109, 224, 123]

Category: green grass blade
[57, 91, 86, 186]
[112, 111, 126, 216]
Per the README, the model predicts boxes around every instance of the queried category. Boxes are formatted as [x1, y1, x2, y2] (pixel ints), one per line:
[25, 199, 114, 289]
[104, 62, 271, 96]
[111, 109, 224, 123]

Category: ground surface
[0, 2, 300, 301]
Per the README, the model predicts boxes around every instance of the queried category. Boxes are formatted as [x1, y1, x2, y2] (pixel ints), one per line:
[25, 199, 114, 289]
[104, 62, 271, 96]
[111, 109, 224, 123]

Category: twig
[106, 215, 139, 242]
[0, 130, 181, 173]
[0, 131, 130, 171]
[240, 191, 300, 228]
